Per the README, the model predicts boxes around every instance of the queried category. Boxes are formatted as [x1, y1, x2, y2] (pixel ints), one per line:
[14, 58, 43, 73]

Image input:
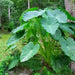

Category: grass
[0, 33, 11, 62]
[0, 30, 23, 62]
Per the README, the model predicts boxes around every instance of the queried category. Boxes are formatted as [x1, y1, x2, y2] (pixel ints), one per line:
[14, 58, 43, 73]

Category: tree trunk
[1, 17, 4, 31]
[64, 0, 75, 17]
[64, 0, 72, 14]
[1, 24, 4, 31]
[72, 1, 75, 17]
[8, 6, 10, 20]
[0, 7, 2, 29]
[28, 0, 30, 9]
[65, 0, 75, 73]
[0, 16, 1, 26]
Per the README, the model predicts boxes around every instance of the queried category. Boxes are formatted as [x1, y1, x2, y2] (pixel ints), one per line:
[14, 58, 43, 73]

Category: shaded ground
[8, 68, 31, 75]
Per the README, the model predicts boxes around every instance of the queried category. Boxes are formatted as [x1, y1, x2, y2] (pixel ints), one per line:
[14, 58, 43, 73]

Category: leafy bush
[19, 55, 43, 72]
[8, 21, 15, 31]
[7, 7, 75, 74]
[0, 61, 9, 75]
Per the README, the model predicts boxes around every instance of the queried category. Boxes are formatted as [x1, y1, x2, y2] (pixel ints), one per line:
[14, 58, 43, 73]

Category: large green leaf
[45, 9, 53, 17]
[20, 42, 40, 62]
[8, 56, 19, 70]
[46, 9, 67, 23]
[52, 29, 62, 40]
[41, 17, 59, 35]
[23, 10, 45, 21]
[53, 9, 67, 23]
[59, 24, 74, 34]
[20, 7, 39, 21]
[59, 37, 75, 61]
[58, 7, 75, 21]
[12, 24, 26, 34]
[8, 59, 19, 70]
[7, 30, 25, 46]
[67, 23, 75, 30]
[50, 55, 70, 73]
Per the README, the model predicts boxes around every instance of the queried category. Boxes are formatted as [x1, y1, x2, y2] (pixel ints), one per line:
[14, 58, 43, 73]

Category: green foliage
[0, 0, 14, 31]
[50, 55, 70, 73]
[41, 67, 53, 75]
[0, 61, 9, 75]
[41, 9, 74, 36]
[7, 30, 25, 45]
[59, 23, 74, 34]
[41, 17, 59, 35]
[8, 56, 19, 70]
[7, 7, 75, 74]
[34, 73, 40, 75]
[0, 0, 13, 7]
[52, 29, 62, 40]
[58, 7, 75, 21]
[46, 9, 67, 23]
[8, 49, 20, 70]
[20, 7, 39, 21]
[0, 0, 64, 31]
[0, 23, 1, 27]
[58, 67, 72, 75]
[23, 10, 45, 21]
[30, 0, 64, 9]
[8, 21, 15, 30]
[20, 42, 40, 62]
[34, 67, 53, 75]
[21, 56, 43, 71]
[12, 24, 26, 33]
[52, 9, 67, 23]
[59, 37, 75, 61]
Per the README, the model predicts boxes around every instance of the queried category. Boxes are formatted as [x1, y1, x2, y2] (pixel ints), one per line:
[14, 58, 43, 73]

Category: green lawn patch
[0, 34, 11, 61]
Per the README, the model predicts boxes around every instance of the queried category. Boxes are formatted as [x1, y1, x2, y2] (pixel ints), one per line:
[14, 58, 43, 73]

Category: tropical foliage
[0, 0, 75, 75]
[6, 7, 75, 74]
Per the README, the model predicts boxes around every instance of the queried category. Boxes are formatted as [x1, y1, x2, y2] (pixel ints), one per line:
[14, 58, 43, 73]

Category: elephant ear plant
[7, 7, 75, 73]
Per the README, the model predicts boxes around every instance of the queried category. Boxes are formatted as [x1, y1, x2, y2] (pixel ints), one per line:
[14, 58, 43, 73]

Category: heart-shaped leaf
[7, 30, 25, 46]
[20, 42, 40, 62]
[8, 58, 19, 70]
[20, 7, 39, 21]
[46, 9, 67, 23]
[59, 37, 75, 61]
[41, 17, 59, 35]
[23, 10, 45, 21]
[53, 9, 67, 23]
[8, 56, 19, 70]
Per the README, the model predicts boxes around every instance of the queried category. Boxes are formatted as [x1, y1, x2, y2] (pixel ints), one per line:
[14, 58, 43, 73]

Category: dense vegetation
[0, 0, 64, 31]
[0, 0, 75, 75]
